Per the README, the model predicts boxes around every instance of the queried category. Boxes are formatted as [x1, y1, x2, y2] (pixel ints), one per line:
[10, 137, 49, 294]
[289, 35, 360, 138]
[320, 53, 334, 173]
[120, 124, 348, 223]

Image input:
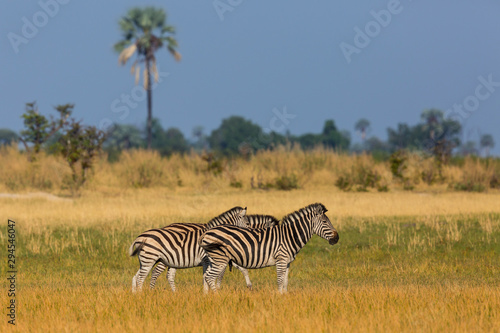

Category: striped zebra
[148, 214, 279, 290]
[199, 203, 339, 293]
[129, 207, 278, 292]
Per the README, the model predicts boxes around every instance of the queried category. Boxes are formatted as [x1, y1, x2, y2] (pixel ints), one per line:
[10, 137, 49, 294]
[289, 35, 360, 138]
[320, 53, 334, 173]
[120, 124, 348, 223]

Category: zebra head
[310, 203, 339, 245]
[244, 215, 280, 229]
[207, 206, 248, 229]
[231, 206, 248, 227]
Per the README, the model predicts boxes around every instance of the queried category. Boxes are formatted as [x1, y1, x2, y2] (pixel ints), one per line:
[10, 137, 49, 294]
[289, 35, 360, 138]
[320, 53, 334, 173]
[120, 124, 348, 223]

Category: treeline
[101, 109, 496, 159]
[0, 104, 496, 161]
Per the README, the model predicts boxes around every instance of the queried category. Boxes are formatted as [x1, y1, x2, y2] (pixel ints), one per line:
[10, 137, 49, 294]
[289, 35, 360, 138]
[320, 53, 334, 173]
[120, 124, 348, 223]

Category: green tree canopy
[208, 116, 263, 156]
[480, 134, 495, 156]
[0, 129, 18, 146]
[150, 118, 189, 156]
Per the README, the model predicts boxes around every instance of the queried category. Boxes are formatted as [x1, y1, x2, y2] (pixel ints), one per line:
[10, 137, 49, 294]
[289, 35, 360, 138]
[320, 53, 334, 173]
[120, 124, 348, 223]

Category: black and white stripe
[148, 214, 279, 290]
[199, 203, 339, 293]
[128, 207, 278, 292]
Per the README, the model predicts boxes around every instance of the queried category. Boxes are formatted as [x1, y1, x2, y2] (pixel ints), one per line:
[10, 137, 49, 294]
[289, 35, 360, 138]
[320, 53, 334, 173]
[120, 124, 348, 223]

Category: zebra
[128, 207, 278, 292]
[147, 214, 279, 290]
[199, 203, 339, 293]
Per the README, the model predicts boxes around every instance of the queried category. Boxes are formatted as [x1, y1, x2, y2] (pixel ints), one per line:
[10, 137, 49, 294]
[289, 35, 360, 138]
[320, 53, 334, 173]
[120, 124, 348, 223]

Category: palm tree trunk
[146, 57, 153, 150]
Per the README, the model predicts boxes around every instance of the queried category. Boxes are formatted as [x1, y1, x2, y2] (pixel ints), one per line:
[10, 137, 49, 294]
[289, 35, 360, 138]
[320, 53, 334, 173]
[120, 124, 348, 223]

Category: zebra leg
[134, 253, 157, 292]
[167, 268, 177, 292]
[216, 265, 227, 290]
[206, 260, 228, 292]
[149, 262, 167, 290]
[132, 273, 138, 293]
[276, 260, 288, 294]
[282, 263, 290, 292]
[202, 257, 210, 294]
[233, 263, 253, 290]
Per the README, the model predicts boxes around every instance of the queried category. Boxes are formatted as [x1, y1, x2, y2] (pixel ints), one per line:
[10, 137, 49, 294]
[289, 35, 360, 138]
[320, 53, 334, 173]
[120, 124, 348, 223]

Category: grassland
[1, 188, 499, 332]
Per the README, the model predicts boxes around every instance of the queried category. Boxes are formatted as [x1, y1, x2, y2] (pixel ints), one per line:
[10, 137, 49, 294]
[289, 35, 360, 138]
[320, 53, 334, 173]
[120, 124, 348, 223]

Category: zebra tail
[128, 238, 147, 257]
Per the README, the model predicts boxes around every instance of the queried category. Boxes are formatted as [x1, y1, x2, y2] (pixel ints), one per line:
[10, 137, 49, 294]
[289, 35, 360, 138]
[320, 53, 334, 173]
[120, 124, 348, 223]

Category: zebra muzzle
[329, 232, 339, 245]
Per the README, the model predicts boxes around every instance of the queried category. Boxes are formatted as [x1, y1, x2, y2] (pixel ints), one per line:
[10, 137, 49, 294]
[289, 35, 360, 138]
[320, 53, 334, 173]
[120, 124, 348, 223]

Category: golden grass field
[1, 187, 499, 332]
[1, 147, 499, 332]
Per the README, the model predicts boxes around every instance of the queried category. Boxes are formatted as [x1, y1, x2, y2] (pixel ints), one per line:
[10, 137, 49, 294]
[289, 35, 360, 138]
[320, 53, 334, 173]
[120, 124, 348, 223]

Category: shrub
[335, 155, 389, 192]
[274, 174, 299, 191]
[451, 157, 498, 192]
[120, 150, 165, 188]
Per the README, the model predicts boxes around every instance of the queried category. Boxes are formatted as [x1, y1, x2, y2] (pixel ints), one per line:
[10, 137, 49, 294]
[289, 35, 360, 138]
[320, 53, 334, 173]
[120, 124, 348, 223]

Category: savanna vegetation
[1, 188, 499, 331]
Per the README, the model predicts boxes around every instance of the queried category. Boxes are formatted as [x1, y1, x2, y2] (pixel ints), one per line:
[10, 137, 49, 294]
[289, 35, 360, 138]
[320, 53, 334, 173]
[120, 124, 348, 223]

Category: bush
[335, 155, 389, 192]
[120, 150, 164, 188]
[451, 157, 498, 192]
[274, 174, 299, 191]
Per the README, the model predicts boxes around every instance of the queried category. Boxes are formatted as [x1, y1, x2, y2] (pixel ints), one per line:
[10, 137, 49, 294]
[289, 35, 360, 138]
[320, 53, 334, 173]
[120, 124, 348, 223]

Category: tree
[162, 128, 189, 155]
[19, 102, 72, 160]
[460, 141, 478, 156]
[105, 124, 144, 150]
[322, 120, 350, 150]
[114, 7, 181, 150]
[60, 120, 106, 192]
[208, 116, 263, 156]
[149, 119, 189, 156]
[480, 134, 495, 157]
[0, 129, 18, 146]
[387, 123, 413, 151]
[192, 126, 208, 152]
[421, 109, 443, 141]
[297, 133, 321, 150]
[354, 118, 370, 141]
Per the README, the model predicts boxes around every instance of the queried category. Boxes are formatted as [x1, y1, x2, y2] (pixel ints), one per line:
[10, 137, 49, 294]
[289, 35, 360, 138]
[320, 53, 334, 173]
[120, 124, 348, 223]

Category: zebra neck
[281, 213, 314, 253]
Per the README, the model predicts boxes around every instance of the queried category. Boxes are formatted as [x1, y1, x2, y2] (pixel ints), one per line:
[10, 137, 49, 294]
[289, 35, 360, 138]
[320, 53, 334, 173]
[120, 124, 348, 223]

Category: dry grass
[1, 145, 498, 195]
[10, 284, 499, 332]
[1, 147, 500, 332]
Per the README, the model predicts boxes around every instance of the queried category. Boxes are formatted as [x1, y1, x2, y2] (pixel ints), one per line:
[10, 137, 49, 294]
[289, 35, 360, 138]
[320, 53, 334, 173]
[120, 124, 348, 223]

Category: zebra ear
[241, 207, 247, 216]
[316, 204, 327, 215]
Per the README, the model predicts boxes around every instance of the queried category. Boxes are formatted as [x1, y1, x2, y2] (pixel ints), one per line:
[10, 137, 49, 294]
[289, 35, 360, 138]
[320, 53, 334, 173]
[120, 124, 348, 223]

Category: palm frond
[118, 44, 137, 65]
[135, 66, 140, 85]
[165, 36, 178, 48]
[161, 25, 175, 34]
[113, 40, 130, 53]
[168, 46, 182, 62]
[130, 60, 137, 75]
[151, 58, 159, 83]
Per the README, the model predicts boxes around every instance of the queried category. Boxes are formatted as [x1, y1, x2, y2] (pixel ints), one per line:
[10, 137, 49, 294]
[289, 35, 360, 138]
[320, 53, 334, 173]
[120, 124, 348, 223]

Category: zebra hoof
[247, 285, 253, 291]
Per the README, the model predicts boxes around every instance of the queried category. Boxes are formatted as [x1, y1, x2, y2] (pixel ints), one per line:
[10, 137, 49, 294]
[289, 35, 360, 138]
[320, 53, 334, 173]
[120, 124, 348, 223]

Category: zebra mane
[205, 206, 245, 228]
[280, 203, 327, 225]
[246, 214, 280, 226]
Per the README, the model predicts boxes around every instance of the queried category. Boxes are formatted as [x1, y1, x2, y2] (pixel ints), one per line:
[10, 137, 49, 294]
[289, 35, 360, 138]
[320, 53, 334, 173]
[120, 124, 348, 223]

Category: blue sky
[1, 0, 500, 154]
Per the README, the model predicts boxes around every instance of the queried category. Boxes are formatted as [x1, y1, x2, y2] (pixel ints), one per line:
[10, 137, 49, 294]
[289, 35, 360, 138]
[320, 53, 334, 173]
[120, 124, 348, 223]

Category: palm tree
[420, 109, 443, 141]
[480, 134, 495, 157]
[354, 118, 370, 141]
[114, 7, 181, 149]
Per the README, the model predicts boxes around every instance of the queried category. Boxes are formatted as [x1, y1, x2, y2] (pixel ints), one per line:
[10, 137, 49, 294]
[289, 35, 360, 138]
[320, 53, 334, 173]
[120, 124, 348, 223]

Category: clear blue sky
[1, 0, 499, 154]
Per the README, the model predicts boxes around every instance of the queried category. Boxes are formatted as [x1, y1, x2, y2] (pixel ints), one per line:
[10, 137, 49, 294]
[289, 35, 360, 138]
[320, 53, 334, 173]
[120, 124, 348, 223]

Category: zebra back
[245, 214, 279, 229]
